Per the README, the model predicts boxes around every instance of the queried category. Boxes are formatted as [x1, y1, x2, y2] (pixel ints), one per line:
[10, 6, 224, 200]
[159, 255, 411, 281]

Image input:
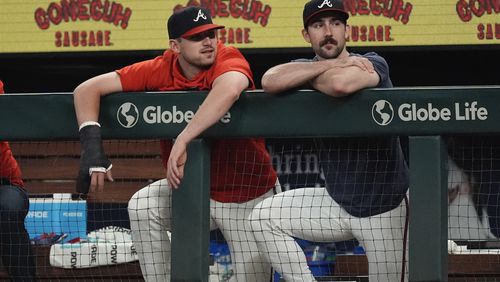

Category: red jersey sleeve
[0, 80, 4, 94]
[116, 51, 174, 92]
[211, 43, 255, 89]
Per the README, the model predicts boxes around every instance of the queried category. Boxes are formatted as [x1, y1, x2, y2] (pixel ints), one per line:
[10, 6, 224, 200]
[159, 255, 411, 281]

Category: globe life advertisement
[372, 99, 489, 126]
[1, 0, 499, 53]
[116, 97, 491, 130]
[116, 102, 231, 129]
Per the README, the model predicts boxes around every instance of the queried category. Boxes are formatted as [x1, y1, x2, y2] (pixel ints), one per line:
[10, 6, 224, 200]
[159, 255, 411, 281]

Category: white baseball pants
[128, 179, 275, 282]
[249, 187, 408, 282]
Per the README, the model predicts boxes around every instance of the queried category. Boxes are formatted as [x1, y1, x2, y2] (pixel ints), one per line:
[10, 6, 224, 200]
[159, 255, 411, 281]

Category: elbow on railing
[313, 79, 352, 98]
[261, 75, 285, 95]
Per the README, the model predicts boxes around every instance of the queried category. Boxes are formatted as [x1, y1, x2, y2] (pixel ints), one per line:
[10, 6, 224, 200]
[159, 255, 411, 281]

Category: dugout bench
[0, 140, 163, 280]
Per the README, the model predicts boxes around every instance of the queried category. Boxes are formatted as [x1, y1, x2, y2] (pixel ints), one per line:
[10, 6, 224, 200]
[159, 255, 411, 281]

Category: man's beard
[184, 53, 215, 69]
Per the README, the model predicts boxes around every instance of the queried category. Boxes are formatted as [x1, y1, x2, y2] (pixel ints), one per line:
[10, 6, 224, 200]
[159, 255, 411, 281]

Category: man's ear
[302, 28, 311, 43]
[169, 39, 181, 53]
[345, 24, 350, 41]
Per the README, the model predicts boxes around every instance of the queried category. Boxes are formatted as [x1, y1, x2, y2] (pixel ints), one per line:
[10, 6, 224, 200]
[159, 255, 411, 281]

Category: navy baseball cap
[303, 0, 349, 27]
[168, 7, 224, 39]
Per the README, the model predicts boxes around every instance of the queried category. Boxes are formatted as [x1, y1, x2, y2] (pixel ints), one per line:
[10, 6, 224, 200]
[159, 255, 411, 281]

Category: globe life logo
[372, 100, 394, 126]
[117, 102, 139, 128]
[143, 106, 195, 124]
[117, 102, 231, 128]
[143, 106, 231, 124]
[371, 100, 489, 126]
[398, 102, 488, 121]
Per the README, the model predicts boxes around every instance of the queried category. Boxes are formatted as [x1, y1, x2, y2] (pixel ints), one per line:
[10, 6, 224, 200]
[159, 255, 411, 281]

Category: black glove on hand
[77, 124, 112, 194]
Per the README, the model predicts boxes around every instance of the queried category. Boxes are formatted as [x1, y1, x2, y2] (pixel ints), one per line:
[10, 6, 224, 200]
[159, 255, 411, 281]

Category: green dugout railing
[1, 87, 500, 281]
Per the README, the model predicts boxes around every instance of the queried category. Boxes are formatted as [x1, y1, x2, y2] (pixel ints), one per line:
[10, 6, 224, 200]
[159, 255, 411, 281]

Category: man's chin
[319, 51, 340, 60]
[200, 54, 215, 65]
[197, 60, 214, 69]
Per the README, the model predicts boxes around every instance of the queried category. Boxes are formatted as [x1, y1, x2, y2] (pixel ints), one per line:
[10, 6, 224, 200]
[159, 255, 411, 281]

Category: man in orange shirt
[0, 80, 36, 281]
[73, 7, 277, 281]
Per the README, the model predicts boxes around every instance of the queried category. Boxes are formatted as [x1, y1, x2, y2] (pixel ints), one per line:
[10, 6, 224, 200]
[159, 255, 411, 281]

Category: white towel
[49, 226, 138, 269]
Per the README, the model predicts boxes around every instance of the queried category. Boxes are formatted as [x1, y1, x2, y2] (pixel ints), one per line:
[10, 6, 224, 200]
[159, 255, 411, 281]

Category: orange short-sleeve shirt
[117, 42, 254, 91]
[116, 43, 276, 203]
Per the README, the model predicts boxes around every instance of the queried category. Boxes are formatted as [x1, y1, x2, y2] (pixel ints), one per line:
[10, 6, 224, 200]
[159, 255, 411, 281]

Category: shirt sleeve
[116, 56, 167, 92]
[211, 44, 255, 89]
[362, 52, 393, 88]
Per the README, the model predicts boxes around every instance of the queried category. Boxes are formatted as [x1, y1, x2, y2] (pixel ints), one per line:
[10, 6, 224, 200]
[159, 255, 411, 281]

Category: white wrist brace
[79, 121, 101, 131]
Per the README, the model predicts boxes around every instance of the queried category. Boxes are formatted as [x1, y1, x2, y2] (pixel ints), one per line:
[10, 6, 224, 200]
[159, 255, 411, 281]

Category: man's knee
[128, 189, 150, 218]
[128, 183, 169, 221]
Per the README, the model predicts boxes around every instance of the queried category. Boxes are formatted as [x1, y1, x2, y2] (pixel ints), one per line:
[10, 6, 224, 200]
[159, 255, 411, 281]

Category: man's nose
[323, 24, 333, 36]
[202, 36, 212, 45]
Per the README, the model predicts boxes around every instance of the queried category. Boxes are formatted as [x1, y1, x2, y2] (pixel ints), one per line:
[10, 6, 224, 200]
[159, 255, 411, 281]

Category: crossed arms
[261, 56, 380, 97]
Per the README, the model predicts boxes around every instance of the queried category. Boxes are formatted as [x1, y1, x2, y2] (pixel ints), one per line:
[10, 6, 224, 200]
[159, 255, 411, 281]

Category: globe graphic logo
[117, 102, 139, 128]
[372, 100, 394, 126]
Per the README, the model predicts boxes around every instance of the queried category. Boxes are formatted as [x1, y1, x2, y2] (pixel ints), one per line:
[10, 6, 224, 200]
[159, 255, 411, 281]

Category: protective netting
[264, 137, 500, 282]
[262, 137, 409, 282]
[447, 136, 500, 281]
[3, 140, 162, 281]
[1, 137, 499, 281]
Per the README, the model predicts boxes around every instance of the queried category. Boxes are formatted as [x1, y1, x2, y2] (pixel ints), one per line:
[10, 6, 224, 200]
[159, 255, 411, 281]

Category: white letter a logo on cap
[194, 9, 207, 22]
[318, 0, 333, 8]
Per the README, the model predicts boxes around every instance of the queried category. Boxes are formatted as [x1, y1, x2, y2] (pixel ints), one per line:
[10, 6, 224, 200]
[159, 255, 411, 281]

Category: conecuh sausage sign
[0, 0, 498, 53]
